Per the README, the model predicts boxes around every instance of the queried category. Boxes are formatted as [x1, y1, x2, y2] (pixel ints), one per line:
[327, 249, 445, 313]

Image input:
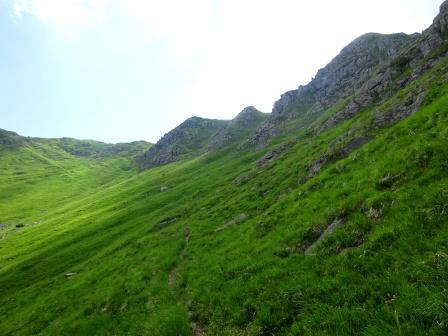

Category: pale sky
[0, 0, 443, 143]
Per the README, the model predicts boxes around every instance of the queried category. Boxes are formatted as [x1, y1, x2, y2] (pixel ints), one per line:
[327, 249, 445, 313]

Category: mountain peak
[138, 117, 229, 169]
[232, 106, 266, 124]
[238, 106, 258, 114]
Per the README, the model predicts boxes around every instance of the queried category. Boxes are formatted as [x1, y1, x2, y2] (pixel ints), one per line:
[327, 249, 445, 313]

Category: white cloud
[12, 0, 108, 32]
[120, 0, 214, 55]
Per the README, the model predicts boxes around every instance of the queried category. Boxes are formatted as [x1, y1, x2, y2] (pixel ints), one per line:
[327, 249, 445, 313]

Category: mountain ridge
[140, 29, 429, 165]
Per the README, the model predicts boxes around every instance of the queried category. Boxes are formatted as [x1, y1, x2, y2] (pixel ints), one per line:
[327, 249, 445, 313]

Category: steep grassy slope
[1, 4, 448, 336]
[1, 67, 448, 335]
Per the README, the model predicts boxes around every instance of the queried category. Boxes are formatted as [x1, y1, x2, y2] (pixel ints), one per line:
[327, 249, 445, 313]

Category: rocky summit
[1, 2, 448, 336]
[139, 107, 268, 168]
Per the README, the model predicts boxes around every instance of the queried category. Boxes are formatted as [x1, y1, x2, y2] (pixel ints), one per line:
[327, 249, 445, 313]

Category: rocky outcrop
[249, 33, 416, 147]
[420, 0, 448, 57]
[257, 140, 296, 166]
[139, 117, 229, 169]
[309, 33, 415, 113]
[308, 136, 373, 178]
[372, 92, 426, 128]
[319, 2, 448, 131]
[140, 108, 268, 169]
[209, 106, 268, 150]
[232, 106, 266, 126]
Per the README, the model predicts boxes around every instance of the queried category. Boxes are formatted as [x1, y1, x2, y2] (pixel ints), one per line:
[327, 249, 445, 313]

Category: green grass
[1, 59, 448, 336]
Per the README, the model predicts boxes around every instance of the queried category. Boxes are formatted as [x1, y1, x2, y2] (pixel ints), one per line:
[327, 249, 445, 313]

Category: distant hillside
[0, 128, 28, 146]
[0, 129, 151, 160]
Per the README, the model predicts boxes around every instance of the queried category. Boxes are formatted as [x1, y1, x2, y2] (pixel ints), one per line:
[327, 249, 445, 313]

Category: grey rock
[234, 174, 249, 186]
[158, 217, 177, 226]
[372, 92, 426, 128]
[319, 1, 448, 132]
[305, 217, 346, 255]
[257, 141, 296, 166]
[250, 33, 415, 146]
[210, 106, 268, 150]
[215, 213, 248, 232]
[308, 155, 330, 178]
[138, 117, 229, 169]
[308, 136, 373, 178]
[419, 1, 448, 56]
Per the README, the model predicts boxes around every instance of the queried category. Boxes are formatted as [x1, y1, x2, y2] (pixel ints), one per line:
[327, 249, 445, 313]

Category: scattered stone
[367, 207, 383, 220]
[190, 320, 207, 336]
[278, 188, 293, 199]
[308, 155, 330, 178]
[160, 186, 168, 192]
[305, 217, 346, 255]
[215, 213, 248, 232]
[159, 217, 177, 226]
[257, 141, 295, 166]
[376, 173, 404, 190]
[184, 227, 191, 242]
[308, 136, 373, 178]
[234, 174, 249, 185]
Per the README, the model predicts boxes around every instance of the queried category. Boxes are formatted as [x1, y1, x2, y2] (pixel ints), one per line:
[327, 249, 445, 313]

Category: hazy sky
[0, 0, 443, 143]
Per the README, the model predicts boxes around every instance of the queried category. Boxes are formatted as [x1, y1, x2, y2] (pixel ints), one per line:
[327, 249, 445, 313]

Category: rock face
[420, 0, 448, 56]
[309, 33, 415, 110]
[250, 1, 448, 146]
[248, 33, 416, 147]
[320, 2, 448, 131]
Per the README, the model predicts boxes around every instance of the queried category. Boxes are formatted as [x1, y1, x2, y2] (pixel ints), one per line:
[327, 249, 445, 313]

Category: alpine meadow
[1, 1, 448, 335]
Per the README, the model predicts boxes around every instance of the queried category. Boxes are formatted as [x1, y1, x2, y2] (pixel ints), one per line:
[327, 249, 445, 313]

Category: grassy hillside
[2, 4, 448, 334]
[1, 56, 448, 335]
[0, 138, 150, 239]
